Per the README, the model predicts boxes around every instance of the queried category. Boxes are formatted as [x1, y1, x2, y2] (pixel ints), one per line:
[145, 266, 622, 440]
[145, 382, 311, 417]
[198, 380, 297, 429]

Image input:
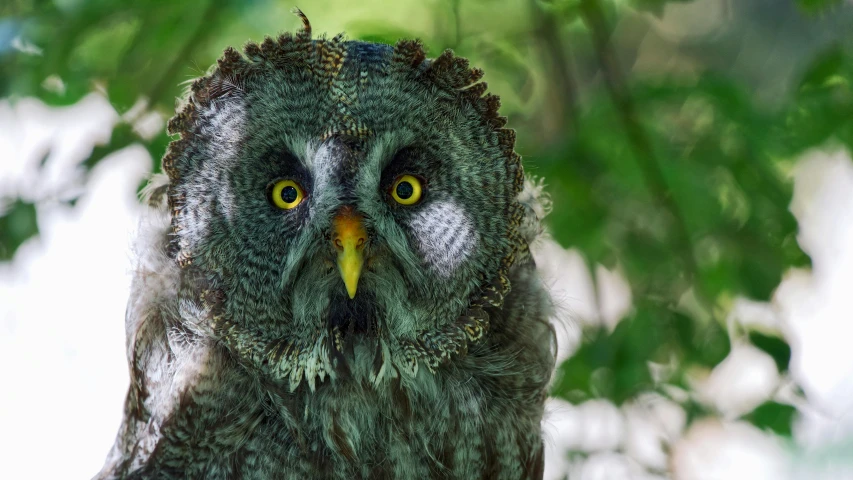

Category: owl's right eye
[269, 179, 305, 210]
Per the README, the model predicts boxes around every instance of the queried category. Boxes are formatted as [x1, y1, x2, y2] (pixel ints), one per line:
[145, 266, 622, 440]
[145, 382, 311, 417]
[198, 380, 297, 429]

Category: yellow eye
[390, 175, 422, 205]
[270, 179, 305, 210]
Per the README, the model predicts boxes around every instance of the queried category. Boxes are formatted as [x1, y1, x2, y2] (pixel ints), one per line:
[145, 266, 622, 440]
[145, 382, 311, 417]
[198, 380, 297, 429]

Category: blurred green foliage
[796, 0, 843, 13]
[2, 0, 852, 472]
[746, 401, 798, 436]
[0, 199, 37, 261]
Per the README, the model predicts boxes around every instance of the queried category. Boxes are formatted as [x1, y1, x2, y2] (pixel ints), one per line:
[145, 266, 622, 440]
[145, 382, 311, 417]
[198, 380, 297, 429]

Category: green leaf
[799, 47, 845, 90]
[552, 308, 665, 404]
[743, 402, 796, 437]
[780, 47, 853, 156]
[346, 21, 416, 46]
[537, 0, 582, 23]
[1, 0, 37, 16]
[0, 199, 38, 261]
[796, 0, 843, 13]
[552, 305, 732, 406]
[83, 123, 136, 171]
[749, 332, 792, 372]
[672, 312, 731, 367]
[629, 0, 693, 17]
[680, 397, 713, 425]
[68, 14, 141, 76]
[623, 76, 811, 300]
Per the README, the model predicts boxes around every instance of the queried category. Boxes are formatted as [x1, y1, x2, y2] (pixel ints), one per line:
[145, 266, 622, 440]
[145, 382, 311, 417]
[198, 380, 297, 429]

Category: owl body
[97, 15, 554, 480]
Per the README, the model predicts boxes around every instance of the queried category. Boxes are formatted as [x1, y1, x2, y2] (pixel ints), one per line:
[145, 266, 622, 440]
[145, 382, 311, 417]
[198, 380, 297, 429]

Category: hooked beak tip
[333, 209, 367, 300]
[338, 249, 363, 299]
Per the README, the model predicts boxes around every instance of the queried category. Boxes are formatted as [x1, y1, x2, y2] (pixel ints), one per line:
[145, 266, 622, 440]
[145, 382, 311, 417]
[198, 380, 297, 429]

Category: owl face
[165, 25, 523, 378]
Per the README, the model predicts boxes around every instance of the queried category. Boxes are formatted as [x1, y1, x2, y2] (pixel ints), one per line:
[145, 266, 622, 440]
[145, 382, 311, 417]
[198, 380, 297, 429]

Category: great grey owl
[97, 11, 555, 480]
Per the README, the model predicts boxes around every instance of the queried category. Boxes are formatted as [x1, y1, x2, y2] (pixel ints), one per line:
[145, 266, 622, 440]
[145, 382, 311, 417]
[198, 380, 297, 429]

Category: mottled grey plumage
[97, 12, 555, 479]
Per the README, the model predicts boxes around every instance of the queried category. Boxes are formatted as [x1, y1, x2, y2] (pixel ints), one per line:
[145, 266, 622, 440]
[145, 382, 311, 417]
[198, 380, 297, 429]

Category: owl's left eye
[390, 175, 423, 205]
[269, 179, 305, 210]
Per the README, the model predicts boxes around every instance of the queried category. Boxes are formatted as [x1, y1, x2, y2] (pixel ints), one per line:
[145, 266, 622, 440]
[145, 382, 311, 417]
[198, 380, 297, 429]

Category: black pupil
[280, 186, 298, 203]
[396, 181, 414, 200]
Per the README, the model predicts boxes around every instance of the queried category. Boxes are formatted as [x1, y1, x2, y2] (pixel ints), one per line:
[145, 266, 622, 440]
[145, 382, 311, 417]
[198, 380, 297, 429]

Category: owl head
[162, 12, 527, 389]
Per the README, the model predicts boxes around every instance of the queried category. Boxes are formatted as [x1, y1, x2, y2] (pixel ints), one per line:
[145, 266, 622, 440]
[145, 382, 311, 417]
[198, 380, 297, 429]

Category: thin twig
[85, 0, 222, 173]
[146, 1, 221, 107]
[531, 0, 580, 131]
[449, 0, 462, 49]
[578, 0, 700, 283]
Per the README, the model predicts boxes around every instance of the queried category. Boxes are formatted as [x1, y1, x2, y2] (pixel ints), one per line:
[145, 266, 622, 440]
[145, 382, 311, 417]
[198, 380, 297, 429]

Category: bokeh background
[2, 0, 853, 478]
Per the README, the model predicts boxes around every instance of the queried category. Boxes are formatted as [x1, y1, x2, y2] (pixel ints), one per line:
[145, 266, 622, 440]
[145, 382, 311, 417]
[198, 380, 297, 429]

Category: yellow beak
[333, 207, 367, 299]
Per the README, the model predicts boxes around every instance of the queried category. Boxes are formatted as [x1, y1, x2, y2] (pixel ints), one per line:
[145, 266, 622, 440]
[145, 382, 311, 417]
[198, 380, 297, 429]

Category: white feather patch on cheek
[179, 100, 246, 247]
[407, 200, 479, 277]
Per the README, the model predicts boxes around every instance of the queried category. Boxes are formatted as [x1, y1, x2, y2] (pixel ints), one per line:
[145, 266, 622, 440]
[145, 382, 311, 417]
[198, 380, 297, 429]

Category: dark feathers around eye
[263, 150, 313, 207]
[379, 148, 431, 200]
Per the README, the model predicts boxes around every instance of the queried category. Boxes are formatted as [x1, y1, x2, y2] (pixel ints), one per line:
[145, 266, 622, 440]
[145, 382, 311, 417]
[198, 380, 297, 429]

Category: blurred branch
[579, 0, 701, 290]
[85, 1, 221, 173]
[796, 0, 843, 13]
[531, 0, 579, 132]
[450, 0, 462, 49]
[146, 1, 220, 108]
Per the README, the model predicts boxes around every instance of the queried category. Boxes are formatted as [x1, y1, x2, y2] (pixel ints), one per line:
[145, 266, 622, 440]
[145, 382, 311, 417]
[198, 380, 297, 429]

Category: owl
[96, 11, 555, 480]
